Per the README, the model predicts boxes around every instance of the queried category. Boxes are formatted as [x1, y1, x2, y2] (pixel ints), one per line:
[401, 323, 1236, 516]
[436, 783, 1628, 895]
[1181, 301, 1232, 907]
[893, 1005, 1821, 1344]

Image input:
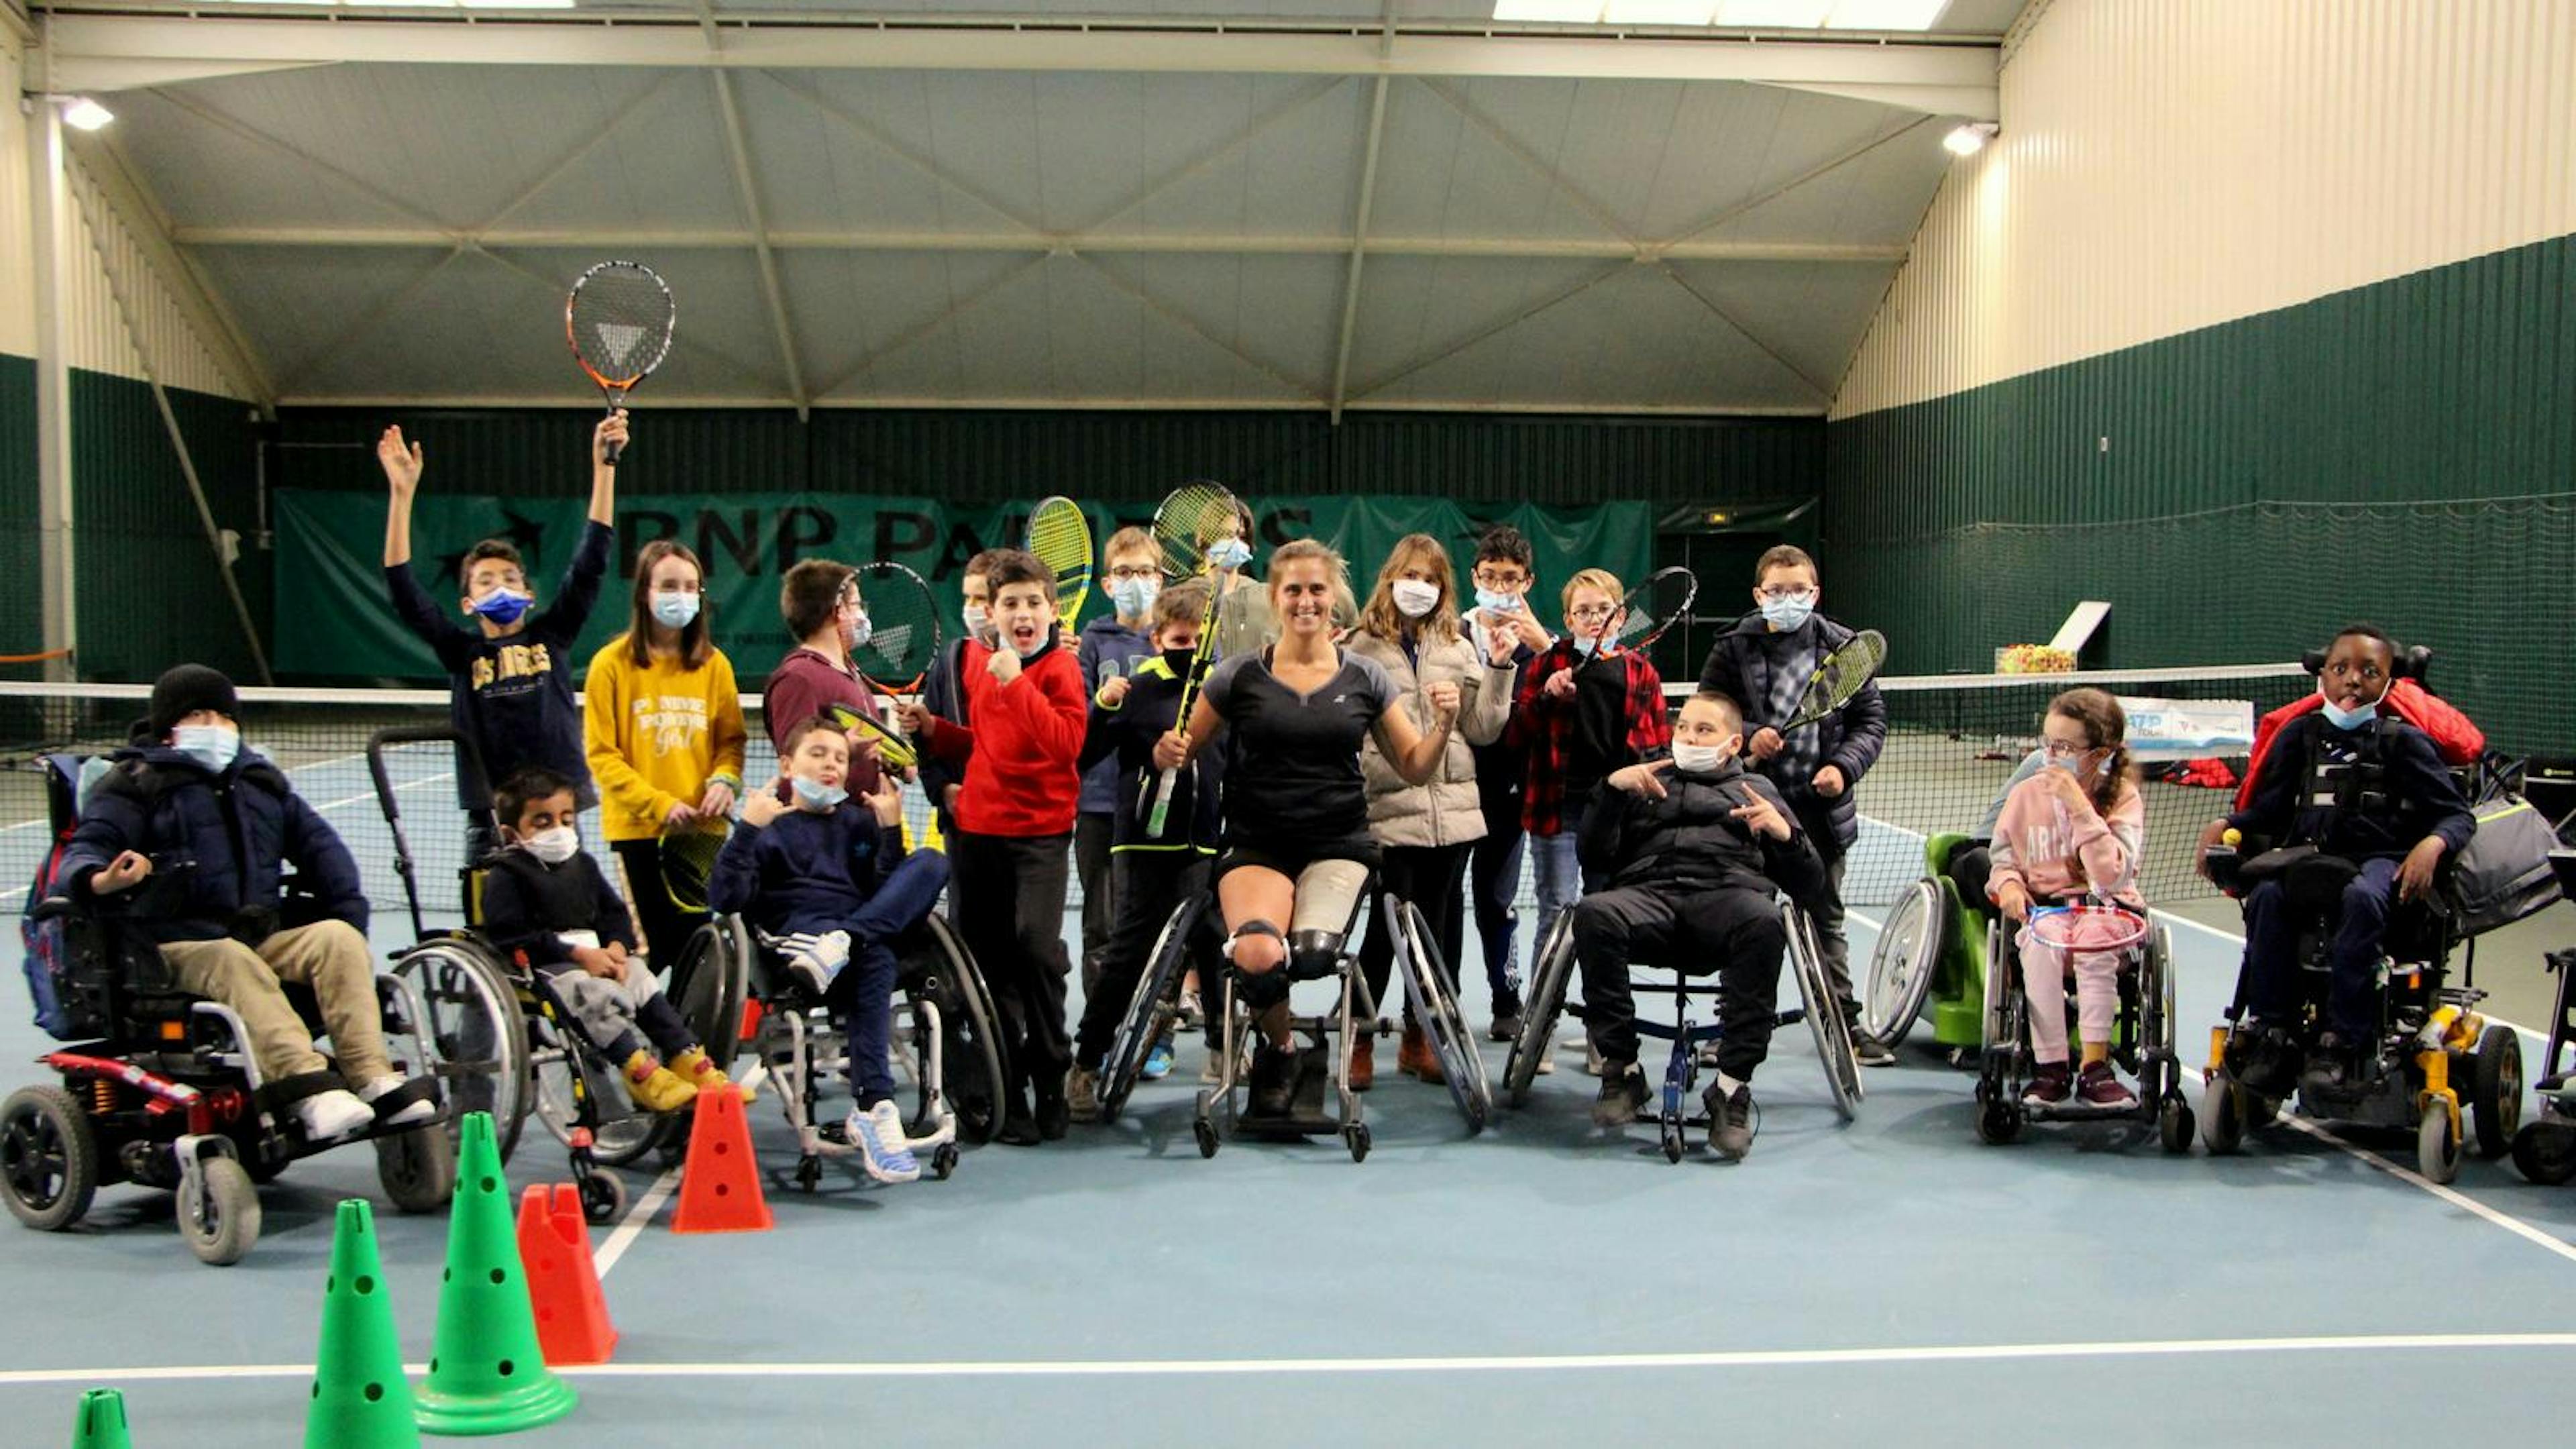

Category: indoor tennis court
[3, 1, 2573, 1445]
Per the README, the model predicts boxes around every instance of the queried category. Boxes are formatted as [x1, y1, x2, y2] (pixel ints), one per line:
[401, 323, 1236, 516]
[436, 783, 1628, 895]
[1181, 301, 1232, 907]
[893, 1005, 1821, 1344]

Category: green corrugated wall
[0, 354, 36, 662]
[1823, 230, 2576, 755]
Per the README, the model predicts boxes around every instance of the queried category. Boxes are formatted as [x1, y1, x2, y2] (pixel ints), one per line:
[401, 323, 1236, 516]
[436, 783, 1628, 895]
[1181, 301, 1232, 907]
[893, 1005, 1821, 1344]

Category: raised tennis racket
[1026, 496, 1094, 639]
[1778, 629, 1888, 733]
[1141, 480, 1242, 839]
[1586, 566, 1697, 672]
[822, 561, 941, 772]
[566, 261, 674, 467]
[658, 825, 728, 915]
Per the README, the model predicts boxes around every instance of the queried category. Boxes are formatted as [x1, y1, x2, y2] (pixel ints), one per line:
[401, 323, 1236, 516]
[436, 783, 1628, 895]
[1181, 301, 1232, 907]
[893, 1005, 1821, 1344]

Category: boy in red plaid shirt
[1509, 568, 1672, 965]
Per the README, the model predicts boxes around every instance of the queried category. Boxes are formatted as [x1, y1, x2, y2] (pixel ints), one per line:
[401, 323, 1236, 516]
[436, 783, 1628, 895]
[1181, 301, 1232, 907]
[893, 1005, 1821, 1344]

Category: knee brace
[1287, 930, 1345, 979]
[1221, 919, 1285, 967]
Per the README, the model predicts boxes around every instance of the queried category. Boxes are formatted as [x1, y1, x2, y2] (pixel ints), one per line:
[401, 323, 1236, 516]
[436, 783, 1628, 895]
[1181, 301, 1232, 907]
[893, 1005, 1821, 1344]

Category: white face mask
[1391, 580, 1441, 619]
[171, 724, 240, 773]
[963, 602, 994, 644]
[524, 826, 580, 865]
[1671, 743, 1730, 775]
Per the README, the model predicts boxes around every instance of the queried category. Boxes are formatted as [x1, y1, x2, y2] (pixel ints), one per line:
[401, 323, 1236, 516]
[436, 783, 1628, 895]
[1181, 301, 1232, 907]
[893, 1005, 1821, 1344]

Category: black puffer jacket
[1696, 611, 1888, 849]
[60, 745, 368, 944]
[1576, 755, 1828, 909]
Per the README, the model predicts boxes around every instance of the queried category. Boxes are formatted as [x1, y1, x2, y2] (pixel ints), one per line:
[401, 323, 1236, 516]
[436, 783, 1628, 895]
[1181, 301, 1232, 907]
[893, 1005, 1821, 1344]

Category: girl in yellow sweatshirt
[584, 539, 748, 962]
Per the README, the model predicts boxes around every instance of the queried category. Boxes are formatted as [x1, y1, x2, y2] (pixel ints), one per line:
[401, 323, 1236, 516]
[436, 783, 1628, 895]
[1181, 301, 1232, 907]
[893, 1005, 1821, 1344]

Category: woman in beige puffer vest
[1346, 534, 1517, 1086]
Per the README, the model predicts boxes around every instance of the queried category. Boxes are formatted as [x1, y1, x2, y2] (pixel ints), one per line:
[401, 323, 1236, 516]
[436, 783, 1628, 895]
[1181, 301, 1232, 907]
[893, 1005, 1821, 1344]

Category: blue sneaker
[845, 1101, 921, 1184]
[1140, 1036, 1175, 1081]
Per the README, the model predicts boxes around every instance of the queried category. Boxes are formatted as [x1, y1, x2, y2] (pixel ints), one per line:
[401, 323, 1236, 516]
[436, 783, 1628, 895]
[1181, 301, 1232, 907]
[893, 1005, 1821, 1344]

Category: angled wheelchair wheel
[1, 1085, 98, 1232]
[1787, 908, 1861, 1122]
[1504, 912, 1577, 1110]
[390, 941, 529, 1163]
[2418, 1102, 2461, 1184]
[1862, 877, 1944, 1049]
[1391, 900, 1491, 1134]
[904, 914, 1009, 1146]
[667, 916, 755, 1076]
[2511, 1119, 2576, 1185]
[1099, 899, 1203, 1125]
[2200, 1070, 2246, 1155]
[374, 1121, 457, 1214]
[179, 1156, 260, 1267]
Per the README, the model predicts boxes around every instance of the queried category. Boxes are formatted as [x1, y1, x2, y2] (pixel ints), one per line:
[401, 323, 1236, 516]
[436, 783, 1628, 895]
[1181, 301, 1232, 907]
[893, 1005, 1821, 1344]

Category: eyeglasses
[1473, 571, 1527, 588]
[2041, 740, 2098, 760]
[1107, 566, 1159, 582]
[1756, 586, 1815, 603]
[1568, 604, 1615, 623]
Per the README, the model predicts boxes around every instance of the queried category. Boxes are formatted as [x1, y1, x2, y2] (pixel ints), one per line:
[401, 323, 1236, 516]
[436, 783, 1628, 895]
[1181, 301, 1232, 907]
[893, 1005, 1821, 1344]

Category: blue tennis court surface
[2, 742, 2569, 1446]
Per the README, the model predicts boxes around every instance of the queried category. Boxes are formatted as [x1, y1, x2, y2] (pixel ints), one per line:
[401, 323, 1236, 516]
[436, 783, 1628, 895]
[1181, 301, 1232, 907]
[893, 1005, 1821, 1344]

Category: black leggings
[610, 838, 709, 968]
[1357, 843, 1471, 1022]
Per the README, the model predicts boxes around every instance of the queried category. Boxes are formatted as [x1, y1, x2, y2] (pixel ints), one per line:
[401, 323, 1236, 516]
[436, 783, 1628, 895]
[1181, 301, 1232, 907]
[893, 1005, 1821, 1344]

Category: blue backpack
[19, 753, 101, 1040]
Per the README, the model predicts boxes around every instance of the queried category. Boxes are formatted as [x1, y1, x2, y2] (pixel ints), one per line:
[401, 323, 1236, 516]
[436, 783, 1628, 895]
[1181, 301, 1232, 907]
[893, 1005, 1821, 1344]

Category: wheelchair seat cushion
[2280, 851, 2364, 915]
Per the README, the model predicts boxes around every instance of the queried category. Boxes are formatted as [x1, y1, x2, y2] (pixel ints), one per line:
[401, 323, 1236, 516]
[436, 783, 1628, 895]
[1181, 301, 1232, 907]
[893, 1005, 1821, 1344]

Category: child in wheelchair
[59, 665, 437, 1143]
[478, 767, 745, 1115]
[1987, 688, 2146, 1112]
[2195, 625, 2475, 1091]
[708, 716, 949, 1183]
[1577, 690, 1827, 1159]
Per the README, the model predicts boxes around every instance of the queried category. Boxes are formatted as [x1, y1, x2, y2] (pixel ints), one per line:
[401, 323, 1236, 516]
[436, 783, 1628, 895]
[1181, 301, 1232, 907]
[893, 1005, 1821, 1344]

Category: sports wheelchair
[2508, 848, 2576, 1185]
[1970, 900, 2194, 1150]
[1501, 899, 1860, 1162]
[368, 727, 745, 1223]
[677, 907, 1005, 1189]
[2198, 838, 2518, 1183]
[1863, 833, 1999, 1057]
[1132, 876, 1486, 1163]
[6, 753, 455, 1267]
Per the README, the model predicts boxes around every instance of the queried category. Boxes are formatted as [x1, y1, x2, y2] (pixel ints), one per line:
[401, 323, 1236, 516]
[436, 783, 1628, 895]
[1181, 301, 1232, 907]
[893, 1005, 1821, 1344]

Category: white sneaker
[788, 930, 853, 995]
[294, 1088, 375, 1141]
[359, 1074, 439, 1128]
[845, 1100, 921, 1184]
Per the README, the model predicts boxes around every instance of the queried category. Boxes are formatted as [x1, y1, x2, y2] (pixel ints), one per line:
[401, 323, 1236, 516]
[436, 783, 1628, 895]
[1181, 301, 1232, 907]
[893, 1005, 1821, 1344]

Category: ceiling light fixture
[1943, 121, 1997, 156]
[61, 98, 115, 131]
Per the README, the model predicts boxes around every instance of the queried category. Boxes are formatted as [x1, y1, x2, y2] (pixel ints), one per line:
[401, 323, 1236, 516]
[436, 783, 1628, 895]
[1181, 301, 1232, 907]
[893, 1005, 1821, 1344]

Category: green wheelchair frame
[1862, 833, 1996, 1055]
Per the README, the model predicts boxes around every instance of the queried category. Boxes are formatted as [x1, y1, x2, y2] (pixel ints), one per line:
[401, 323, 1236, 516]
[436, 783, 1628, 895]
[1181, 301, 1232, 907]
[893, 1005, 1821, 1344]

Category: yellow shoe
[669, 1046, 756, 1104]
[622, 1051, 698, 1114]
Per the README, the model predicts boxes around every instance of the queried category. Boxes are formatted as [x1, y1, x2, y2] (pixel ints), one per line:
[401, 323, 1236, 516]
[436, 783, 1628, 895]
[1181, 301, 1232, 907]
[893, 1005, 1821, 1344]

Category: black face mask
[1161, 647, 1199, 678]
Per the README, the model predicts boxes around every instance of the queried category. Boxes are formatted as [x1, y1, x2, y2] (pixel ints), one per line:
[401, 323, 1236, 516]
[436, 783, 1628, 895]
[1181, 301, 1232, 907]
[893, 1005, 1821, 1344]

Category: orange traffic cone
[517, 1185, 618, 1366]
[670, 1085, 772, 1234]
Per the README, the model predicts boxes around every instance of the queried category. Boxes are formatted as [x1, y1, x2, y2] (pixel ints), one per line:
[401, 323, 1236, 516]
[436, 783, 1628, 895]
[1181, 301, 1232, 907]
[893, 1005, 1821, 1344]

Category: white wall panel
[62, 160, 246, 399]
[1834, 0, 2576, 419]
[0, 30, 36, 360]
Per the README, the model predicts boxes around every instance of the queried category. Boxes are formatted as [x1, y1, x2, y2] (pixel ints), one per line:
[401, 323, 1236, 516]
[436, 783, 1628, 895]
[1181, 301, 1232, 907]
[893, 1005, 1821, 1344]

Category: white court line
[6, 1332, 2576, 1388]
[591, 1167, 680, 1278]
[311, 771, 451, 816]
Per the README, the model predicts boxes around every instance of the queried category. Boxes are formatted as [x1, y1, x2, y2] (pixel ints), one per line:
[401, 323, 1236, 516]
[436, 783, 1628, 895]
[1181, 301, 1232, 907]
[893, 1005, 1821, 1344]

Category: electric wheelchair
[6, 753, 455, 1266]
[1501, 899, 1861, 1162]
[2508, 849, 2576, 1185]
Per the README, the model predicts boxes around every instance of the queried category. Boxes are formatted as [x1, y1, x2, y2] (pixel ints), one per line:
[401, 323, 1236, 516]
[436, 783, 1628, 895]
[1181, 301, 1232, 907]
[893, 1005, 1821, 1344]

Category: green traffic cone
[414, 1112, 577, 1437]
[69, 1388, 133, 1449]
[305, 1199, 421, 1449]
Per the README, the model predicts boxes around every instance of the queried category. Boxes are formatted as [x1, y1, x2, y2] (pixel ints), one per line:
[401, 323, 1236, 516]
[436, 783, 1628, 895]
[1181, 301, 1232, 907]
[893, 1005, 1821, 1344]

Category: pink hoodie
[1986, 770, 2145, 908]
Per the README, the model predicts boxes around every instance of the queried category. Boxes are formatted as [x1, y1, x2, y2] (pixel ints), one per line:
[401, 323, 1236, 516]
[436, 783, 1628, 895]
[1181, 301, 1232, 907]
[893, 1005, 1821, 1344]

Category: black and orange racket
[1585, 566, 1697, 673]
[566, 260, 674, 466]
[823, 561, 942, 771]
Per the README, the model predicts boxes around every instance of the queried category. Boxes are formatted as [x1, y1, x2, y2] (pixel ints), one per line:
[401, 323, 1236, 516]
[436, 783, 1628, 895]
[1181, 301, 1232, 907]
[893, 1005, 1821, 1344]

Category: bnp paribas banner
[273, 489, 1654, 684]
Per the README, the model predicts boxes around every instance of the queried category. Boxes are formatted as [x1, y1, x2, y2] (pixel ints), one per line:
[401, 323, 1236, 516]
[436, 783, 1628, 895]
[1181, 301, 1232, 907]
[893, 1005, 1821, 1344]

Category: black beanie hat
[148, 663, 239, 738]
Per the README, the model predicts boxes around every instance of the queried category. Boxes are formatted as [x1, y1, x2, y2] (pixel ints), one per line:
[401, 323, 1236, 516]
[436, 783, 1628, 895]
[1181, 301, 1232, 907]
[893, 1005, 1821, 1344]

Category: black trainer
[1845, 1009, 1896, 1068]
[1706, 1081, 1756, 1160]
[1249, 1041, 1299, 1117]
[1592, 1063, 1647, 1128]
[1032, 1072, 1071, 1140]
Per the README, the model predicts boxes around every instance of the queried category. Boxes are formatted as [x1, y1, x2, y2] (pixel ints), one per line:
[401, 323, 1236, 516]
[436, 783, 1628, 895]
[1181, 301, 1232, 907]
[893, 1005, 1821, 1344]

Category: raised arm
[378, 425, 421, 568]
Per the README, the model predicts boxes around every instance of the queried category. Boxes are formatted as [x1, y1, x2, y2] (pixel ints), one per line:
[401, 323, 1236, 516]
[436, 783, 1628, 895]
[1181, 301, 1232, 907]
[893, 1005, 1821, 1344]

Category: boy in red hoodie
[916, 548, 1089, 1144]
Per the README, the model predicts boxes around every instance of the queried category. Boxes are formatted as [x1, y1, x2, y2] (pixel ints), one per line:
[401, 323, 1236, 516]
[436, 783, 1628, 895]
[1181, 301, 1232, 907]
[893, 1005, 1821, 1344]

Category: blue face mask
[470, 586, 533, 627]
[171, 724, 239, 774]
[1759, 594, 1815, 632]
[1572, 635, 1601, 659]
[1474, 587, 1522, 614]
[789, 774, 848, 811]
[650, 591, 700, 629]
[1208, 537, 1252, 572]
[1109, 578, 1160, 619]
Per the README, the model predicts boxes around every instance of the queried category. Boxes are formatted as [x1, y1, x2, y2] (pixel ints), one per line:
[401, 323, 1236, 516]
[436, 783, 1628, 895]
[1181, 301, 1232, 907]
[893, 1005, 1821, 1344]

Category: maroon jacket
[759, 646, 885, 793]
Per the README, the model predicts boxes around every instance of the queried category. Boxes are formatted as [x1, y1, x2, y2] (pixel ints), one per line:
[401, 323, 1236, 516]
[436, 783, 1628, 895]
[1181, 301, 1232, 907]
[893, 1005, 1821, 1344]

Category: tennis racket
[822, 561, 941, 772]
[658, 825, 728, 915]
[1586, 566, 1697, 672]
[566, 261, 674, 467]
[2024, 900, 2149, 955]
[1026, 495, 1094, 639]
[1141, 480, 1243, 839]
[1778, 629, 1888, 733]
